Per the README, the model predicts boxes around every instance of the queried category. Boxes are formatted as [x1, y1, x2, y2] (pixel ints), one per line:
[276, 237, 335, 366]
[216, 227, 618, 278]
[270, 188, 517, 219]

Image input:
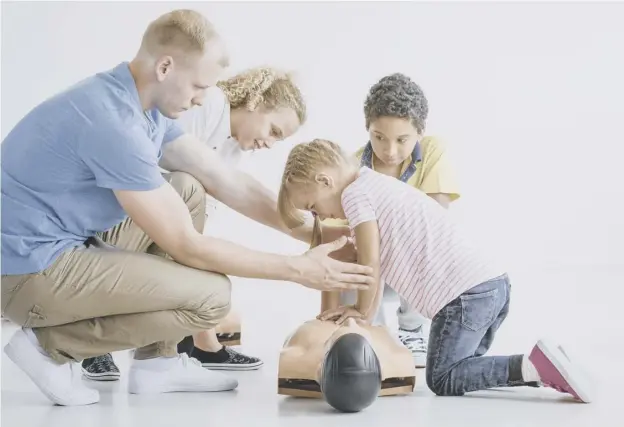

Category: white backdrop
[2, 1, 624, 399]
[2, 1, 623, 273]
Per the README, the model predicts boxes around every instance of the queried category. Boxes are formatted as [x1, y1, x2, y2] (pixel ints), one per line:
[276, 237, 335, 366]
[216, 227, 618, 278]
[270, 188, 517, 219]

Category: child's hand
[318, 305, 365, 325]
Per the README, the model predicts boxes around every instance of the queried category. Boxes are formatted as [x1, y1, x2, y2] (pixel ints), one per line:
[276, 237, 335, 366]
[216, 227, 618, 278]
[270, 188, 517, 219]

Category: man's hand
[317, 305, 365, 325]
[291, 236, 373, 291]
[321, 224, 357, 263]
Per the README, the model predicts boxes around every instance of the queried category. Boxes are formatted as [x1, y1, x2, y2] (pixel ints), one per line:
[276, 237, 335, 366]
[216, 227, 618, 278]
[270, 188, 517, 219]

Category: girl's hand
[318, 305, 365, 325]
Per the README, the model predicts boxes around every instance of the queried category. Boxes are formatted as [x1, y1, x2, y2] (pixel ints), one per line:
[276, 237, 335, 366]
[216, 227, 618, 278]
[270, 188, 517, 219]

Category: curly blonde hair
[277, 139, 351, 229]
[217, 67, 307, 125]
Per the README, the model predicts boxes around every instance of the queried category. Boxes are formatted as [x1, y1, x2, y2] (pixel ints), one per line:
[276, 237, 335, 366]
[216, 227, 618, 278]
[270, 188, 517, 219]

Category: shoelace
[179, 353, 202, 368]
[398, 330, 428, 352]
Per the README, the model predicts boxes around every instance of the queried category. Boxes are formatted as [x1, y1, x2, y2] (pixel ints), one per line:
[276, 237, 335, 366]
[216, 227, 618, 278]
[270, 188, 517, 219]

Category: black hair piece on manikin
[319, 332, 382, 413]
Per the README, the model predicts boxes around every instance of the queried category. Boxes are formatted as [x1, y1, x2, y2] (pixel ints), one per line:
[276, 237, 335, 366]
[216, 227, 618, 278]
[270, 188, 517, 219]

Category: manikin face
[153, 37, 228, 119]
[232, 105, 301, 151]
[287, 173, 346, 222]
[368, 116, 421, 167]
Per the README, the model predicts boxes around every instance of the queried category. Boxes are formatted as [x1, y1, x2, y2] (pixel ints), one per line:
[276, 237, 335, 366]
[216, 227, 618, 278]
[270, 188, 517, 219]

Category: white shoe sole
[82, 368, 121, 381]
[128, 370, 238, 394]
[535, 339, 592, 403]
[202, 360, 263, 371]
[4, 331, 100, 406]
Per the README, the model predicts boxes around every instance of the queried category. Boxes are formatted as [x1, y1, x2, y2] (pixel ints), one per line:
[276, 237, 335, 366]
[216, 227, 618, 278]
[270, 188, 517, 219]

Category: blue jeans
[426, 274, 529, 396]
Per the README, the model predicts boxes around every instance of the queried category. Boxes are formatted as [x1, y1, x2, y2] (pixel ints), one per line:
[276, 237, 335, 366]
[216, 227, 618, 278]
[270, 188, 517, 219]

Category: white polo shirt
[176, 87, 244, 219]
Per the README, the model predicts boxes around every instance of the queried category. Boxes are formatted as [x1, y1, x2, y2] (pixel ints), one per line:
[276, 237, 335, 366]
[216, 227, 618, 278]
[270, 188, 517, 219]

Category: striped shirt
[341, 167, 505, 319]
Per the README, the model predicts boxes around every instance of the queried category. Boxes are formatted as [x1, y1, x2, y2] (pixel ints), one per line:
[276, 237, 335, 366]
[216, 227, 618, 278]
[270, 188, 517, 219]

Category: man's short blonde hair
[140, 9, 227, 65]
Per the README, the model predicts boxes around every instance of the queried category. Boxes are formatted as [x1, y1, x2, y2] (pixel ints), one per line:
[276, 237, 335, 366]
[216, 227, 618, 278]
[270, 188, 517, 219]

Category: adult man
[1, 9, 371, 406]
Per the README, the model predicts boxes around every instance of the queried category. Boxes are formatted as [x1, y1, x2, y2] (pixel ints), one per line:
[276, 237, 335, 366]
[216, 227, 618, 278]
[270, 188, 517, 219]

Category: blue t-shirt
[1, 62, 185, 275]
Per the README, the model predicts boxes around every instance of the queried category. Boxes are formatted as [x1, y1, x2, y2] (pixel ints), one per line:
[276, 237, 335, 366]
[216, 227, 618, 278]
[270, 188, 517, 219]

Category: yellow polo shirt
[323, 136, 460, 227]
[355, 136, 460, 200]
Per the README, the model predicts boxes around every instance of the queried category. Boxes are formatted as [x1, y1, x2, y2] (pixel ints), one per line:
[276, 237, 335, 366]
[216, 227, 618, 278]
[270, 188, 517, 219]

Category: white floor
[2, 265, 620, 427]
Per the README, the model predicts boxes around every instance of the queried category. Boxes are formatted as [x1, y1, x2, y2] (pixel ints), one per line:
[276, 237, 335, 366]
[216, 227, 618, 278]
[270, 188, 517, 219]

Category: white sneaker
[398, 326, 428, 368]
[128, 353, 239, 394]
[3, 328, 100, 406]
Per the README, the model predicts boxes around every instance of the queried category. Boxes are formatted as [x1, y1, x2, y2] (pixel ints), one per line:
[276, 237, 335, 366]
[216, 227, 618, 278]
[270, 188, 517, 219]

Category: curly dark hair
[363, 73, 429, 134]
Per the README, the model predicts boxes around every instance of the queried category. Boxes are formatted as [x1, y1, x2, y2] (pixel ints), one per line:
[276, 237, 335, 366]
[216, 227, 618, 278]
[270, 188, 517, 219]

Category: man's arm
[115, 182, 298, 279]
[159, 134, 314, 243]
[352, 220, 382, 322]
[114, 182, 373, 290]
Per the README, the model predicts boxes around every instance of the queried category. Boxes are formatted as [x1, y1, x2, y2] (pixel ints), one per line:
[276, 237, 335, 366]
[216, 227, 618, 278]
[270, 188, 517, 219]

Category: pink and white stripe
[342, 167, 504, 319]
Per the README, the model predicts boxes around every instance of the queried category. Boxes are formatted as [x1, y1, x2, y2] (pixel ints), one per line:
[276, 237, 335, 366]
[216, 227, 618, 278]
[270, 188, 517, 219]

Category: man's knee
[194, 273, 232, 328]
[166, 172, 205, 208]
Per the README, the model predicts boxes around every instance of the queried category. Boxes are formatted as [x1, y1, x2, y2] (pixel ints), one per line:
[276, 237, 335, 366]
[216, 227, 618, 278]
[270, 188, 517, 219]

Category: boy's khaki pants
[1, 172, 231, 363]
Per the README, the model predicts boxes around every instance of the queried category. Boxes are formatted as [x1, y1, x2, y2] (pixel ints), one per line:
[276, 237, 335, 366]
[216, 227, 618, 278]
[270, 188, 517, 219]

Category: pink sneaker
[529, 339, 591, 403]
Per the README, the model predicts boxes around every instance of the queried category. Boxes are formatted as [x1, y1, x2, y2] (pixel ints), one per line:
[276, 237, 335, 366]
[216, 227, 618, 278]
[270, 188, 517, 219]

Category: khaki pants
[1, 172, 231, 363]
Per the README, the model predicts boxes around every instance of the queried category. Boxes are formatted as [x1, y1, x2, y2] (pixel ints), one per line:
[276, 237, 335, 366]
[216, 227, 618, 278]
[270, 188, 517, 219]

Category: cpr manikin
[277, 218, 416, 412]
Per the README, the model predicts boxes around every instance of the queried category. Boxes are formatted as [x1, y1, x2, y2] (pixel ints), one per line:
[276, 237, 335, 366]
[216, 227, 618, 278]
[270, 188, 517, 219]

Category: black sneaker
[192, 346, 263, 371]
[81, 353, 121, 381]
[177, 335, 194, 356]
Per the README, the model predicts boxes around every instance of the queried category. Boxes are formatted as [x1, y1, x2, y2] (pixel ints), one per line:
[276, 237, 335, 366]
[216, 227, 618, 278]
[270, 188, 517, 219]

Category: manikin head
[129, 9, 230, 119]
[218, 68, 307, 151]
[277, 139, 359, 228]
[364, 73, 429, 167]
[317, 318, 382, 413]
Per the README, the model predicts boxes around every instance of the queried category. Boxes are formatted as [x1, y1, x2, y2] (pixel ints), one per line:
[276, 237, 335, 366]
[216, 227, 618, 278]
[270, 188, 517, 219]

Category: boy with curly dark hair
[339, 73, 460, 367]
